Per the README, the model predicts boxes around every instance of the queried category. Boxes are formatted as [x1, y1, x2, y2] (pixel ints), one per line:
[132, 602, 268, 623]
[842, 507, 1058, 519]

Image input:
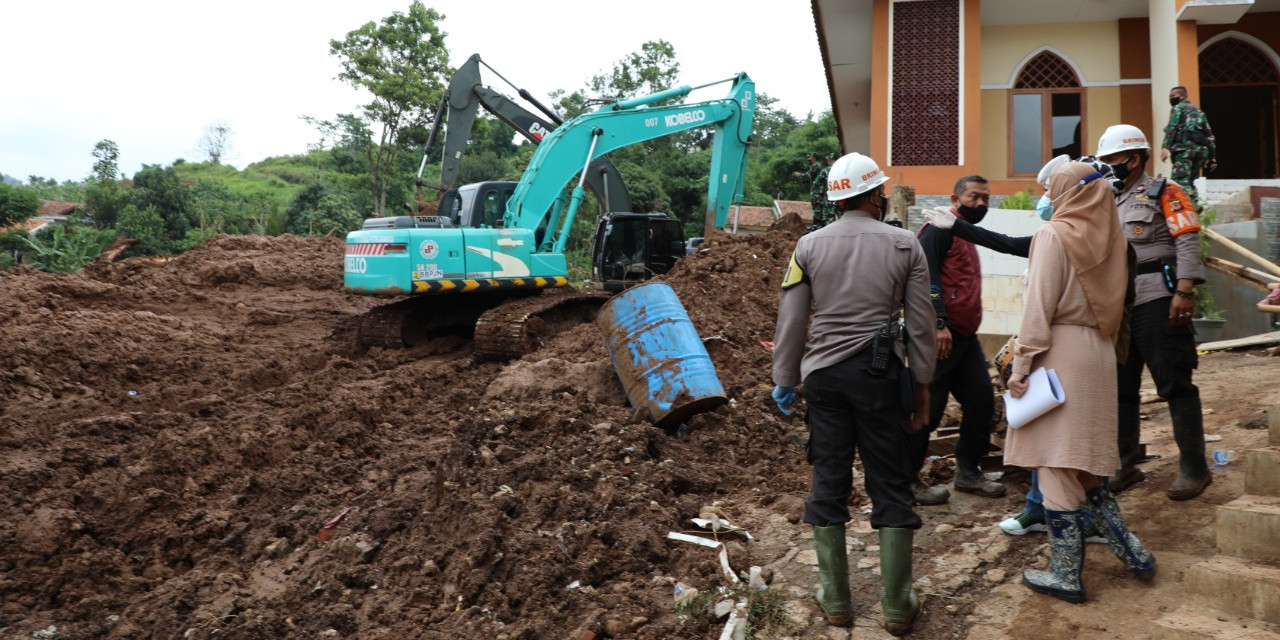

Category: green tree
[130, 164, 195, 242]
[87, 139, 125, 228]
[116, 204, 172, 255]
[0, 230, 28, 270]
[0, 182, 41, 227]
[330, 1, 450, 217]
[587, 40, 681, 103]
[285, 182, 362, 236]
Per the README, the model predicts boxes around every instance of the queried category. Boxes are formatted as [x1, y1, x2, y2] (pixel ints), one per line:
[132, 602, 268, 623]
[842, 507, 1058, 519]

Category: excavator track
[472, 289, 612, 361]
[357, 291, 518, 349]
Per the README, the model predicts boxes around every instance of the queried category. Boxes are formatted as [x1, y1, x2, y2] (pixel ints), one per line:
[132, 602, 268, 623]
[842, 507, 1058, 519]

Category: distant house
[1, 200, 84, 235]
[725, 200, 814, 235]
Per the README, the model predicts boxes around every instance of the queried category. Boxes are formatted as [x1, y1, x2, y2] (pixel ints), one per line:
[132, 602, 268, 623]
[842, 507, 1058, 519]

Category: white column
[1149, 0, 1180, 176]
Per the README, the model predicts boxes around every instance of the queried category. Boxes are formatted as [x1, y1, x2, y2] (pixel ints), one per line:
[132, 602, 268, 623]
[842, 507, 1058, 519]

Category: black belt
[1136, 258, 1176, 275]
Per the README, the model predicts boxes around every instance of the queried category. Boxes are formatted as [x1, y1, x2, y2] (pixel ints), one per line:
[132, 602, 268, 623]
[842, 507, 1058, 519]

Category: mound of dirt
[1, 229, 1276, 640]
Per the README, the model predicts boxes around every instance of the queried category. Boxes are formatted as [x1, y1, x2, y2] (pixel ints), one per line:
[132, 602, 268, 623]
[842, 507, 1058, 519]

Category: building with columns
[811, 0, 1280, 196]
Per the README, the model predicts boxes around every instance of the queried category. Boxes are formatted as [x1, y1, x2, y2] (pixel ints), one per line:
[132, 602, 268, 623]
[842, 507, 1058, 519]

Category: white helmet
[1036, 154, 1070, 188]
[826, 152, 890, 201]
[1096, 124, 1150, 157]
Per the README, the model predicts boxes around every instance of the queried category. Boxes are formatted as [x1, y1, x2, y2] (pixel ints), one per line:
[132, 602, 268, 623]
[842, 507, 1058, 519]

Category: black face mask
[874, 190, 888, 220]
[1169, 96, 1182, 107]
[1109, 157, 1132, 183]
[957, 204, 988, 224]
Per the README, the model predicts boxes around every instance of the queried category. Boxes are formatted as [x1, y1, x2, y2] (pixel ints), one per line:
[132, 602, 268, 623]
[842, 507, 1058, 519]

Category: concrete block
[1185, 556, 1280, 623]
[1213, 203, 1255, 224]
[1151, 605, 1280, 640]
[1246, 448, 1280, 497]
[1217, 494, 1280, 562]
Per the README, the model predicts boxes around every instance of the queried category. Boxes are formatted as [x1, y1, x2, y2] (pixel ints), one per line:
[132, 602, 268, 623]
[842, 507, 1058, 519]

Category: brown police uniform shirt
[772, 214, 938, 388]
[1115, 174, 1205, 307]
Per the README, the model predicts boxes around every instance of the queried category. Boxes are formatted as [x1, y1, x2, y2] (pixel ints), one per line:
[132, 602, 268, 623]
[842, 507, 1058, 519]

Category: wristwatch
[936, 317, 948, 330]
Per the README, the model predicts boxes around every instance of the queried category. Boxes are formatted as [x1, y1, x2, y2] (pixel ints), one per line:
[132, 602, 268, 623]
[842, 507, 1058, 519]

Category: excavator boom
[428, 53, 631, 213]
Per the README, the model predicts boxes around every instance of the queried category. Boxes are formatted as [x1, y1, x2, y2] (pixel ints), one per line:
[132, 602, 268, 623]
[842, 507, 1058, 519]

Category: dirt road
[1, 230, 1275, 639]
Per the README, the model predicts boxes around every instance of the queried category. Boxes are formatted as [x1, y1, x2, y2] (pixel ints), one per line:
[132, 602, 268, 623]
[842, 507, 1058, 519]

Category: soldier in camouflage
[810, 154, 838, 227]
[1161, 86, 1217, 205]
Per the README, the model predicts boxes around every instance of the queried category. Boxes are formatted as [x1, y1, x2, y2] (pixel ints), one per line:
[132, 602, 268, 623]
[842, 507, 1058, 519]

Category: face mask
[1108, 157, 1131, 183]
[874, 190, 887, 220]
[1037, 195, 1053, 221]
[1039, 172, 1103, 221]
[957, 204, 988, 224]
[1169, 96, 1182, 107]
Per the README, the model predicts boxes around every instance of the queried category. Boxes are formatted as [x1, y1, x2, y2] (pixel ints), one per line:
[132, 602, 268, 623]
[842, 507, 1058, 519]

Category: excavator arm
[505, 72, 755, 249]
[427, 54, 632, 213]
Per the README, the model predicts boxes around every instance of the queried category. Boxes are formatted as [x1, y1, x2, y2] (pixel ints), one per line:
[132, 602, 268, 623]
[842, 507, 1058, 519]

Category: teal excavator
[343, 70, 756, 359]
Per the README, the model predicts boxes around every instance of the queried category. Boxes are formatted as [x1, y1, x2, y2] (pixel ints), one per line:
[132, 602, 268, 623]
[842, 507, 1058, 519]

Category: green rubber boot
[879, 527, 920, 636]
[812, 524, 853, 627]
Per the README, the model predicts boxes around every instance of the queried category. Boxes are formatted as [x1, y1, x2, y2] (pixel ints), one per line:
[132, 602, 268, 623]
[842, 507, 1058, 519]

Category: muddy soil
[1, 228, 1277, 640]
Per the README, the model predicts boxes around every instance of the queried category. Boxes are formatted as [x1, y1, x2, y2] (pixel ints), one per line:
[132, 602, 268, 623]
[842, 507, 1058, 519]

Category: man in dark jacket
[910, 175, 1006, 504]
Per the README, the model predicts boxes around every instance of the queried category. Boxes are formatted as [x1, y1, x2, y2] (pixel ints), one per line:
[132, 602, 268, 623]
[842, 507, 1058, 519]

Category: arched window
[1200, 38, 1279, 86]
[1010, 51, 1084, 176]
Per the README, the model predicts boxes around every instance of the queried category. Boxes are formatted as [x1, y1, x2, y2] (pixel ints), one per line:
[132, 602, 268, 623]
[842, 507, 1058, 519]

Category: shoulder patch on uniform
[895, 238, 912, 250]
[781, 253, 808, 290]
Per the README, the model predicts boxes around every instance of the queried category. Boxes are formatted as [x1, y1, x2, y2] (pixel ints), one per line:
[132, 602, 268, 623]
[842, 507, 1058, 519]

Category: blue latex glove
[771, 385, 796, 416]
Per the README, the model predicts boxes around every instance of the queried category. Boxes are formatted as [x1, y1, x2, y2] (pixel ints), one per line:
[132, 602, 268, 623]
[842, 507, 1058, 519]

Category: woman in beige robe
[1006, 160, 1156, 603]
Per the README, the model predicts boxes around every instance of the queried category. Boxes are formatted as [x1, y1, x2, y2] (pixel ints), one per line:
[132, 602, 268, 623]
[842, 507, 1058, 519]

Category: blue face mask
[1037, 171, 1104, 221]
[1037, 195, 1053, 220]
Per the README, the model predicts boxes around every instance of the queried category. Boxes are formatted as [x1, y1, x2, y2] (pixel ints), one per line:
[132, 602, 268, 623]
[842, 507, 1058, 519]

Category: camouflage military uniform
[1162, 99, 1216, 204]
[810, 163, 835, 227]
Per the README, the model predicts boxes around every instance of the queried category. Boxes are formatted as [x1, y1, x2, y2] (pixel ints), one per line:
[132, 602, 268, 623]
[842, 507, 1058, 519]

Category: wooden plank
[1204, 228, 1280, 279]
[1197, 330, 1280, 352]
[1206, 257, 1279, 293]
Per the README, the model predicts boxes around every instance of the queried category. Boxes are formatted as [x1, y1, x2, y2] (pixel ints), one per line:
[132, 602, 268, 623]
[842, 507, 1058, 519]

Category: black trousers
[802, 350, 922, 530]
[1117, 297, 1199, 403]
[910, 333, 994, 472]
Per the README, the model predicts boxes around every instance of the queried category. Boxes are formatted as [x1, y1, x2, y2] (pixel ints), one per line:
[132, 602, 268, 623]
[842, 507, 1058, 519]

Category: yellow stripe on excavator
[410, 277, 569, 294]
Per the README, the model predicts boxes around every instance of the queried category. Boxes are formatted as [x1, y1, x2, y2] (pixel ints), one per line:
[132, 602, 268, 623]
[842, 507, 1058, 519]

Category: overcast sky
[0, 1, 830, 184]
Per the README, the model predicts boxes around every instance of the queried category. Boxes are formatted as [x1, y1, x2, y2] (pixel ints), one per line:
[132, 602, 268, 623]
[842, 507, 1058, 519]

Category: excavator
[422, 53, 632, 216]
[343, 71, 756, 359]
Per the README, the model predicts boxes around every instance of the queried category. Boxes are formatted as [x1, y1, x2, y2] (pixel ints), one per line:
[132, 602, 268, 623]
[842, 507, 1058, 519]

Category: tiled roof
[1, 218, 51, 234]
[727, 205, 777, 228]
[38, 200, 82, 217]
[776, 200, 814, 222]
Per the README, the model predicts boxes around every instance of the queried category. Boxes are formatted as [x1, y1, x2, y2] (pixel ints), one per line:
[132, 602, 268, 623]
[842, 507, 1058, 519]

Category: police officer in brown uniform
[1094, 124, 1211, 500]
[772, 152, 937, 635]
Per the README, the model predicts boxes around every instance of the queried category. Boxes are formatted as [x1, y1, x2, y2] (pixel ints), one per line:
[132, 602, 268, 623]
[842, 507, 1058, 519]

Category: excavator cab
[439, 181, 518, 228]
[589, 213, 685, 292]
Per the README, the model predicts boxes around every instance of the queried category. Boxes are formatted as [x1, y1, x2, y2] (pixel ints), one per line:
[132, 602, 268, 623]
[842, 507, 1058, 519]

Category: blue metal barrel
[596, 282, 727, 430]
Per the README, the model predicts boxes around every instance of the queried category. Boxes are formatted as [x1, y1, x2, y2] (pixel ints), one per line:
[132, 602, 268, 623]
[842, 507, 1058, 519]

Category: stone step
[1151, 605, 1280, 640]
[1185, 556, 1280, 623]
[1246, 448, 1280, 498]
[1218, 494, 1280, 562]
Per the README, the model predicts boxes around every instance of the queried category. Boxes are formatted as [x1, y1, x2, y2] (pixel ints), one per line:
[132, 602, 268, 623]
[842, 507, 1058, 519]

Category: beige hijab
[1045, 161, 1128, 338]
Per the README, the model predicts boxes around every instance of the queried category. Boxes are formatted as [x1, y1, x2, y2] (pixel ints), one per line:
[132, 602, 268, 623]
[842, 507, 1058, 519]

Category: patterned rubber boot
[812, 524, 852, 627]
[1022, 509, 1087, 603]
[879, 527, 920, 636]
[1085, 486, 1157, 579]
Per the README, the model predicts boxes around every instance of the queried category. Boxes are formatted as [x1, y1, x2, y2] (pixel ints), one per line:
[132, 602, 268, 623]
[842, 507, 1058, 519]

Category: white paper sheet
[1003, 367, 1065, 429]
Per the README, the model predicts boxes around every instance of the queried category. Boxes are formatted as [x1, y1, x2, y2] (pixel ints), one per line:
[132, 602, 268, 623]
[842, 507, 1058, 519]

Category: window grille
[1200, 38, 1279, 86]
[1015, 52, 1080, 89]
[891, 0, 959, 166]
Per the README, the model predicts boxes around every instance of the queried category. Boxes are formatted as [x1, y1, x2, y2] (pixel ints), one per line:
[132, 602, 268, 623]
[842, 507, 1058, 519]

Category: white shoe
[998, 512, 1048, 535]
